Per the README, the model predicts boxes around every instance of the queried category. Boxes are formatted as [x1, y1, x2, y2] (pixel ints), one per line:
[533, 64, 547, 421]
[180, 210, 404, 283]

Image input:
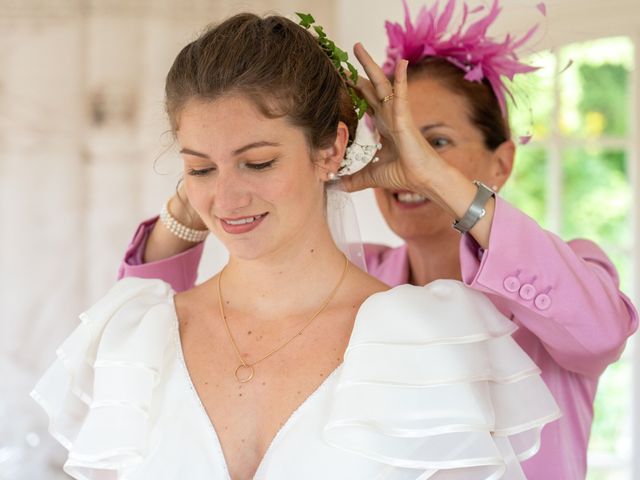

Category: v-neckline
[170, 294, 356, 480]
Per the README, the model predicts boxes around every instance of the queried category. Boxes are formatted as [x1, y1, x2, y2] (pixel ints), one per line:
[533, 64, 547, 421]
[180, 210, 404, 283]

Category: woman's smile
[392, 190, 430, 209]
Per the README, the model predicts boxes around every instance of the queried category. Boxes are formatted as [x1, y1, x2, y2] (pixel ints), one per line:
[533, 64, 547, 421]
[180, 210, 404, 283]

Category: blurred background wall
[0, 1, 638, 478]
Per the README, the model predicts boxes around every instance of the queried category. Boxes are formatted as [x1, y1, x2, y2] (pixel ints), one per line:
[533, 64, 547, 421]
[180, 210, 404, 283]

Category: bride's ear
[315, 122, 349, 181]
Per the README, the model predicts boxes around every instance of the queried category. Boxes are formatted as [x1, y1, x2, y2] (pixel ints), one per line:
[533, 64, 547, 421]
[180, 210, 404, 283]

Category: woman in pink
[119, 3, 637, 479]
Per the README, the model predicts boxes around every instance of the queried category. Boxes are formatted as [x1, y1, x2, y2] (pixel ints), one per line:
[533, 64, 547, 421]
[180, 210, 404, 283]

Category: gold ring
[380, 93, 395, 103]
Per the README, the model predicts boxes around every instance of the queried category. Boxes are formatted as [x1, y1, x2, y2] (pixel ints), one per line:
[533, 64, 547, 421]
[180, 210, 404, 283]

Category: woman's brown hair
[165, 13, 357, 151]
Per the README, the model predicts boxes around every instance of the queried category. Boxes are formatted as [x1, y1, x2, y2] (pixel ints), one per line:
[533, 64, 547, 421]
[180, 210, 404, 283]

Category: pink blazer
[119, 196, 638, 480]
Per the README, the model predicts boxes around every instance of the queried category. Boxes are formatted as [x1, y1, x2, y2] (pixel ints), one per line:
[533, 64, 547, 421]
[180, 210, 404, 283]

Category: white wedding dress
[32, 277, 560, 479]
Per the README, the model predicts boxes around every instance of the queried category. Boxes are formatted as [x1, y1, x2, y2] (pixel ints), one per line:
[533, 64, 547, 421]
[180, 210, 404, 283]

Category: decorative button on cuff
[519, 283, 537, 301]
[503, 276, 521, 293]
[534, 293, 552, 311]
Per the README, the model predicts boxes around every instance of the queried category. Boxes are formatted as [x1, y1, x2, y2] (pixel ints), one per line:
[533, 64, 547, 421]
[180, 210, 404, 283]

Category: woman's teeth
[396, 192, 427, 204]
[224, 214, 264, 225]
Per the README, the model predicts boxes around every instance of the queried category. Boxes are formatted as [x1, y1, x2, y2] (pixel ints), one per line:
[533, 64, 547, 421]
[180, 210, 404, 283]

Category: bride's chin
[222, 241, 267, 259]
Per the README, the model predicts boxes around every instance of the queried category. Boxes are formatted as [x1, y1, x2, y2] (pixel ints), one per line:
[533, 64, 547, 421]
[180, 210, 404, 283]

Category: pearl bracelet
[159, 201, 209, 243]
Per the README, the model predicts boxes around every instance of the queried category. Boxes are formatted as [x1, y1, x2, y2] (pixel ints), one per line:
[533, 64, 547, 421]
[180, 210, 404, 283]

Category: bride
[32, 12, 559, 480]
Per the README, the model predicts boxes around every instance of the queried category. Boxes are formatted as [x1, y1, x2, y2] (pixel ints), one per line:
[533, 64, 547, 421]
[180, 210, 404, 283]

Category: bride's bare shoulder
[173, 276, 220, 325]
[344, 263, 390, 302]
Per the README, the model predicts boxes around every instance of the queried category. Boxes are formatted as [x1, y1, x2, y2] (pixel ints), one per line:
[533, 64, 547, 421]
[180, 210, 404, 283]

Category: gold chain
[217, 256, 349, 383]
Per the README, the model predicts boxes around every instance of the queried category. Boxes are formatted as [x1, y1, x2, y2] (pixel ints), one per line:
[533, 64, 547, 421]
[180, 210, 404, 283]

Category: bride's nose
[212, 168, 252, 213]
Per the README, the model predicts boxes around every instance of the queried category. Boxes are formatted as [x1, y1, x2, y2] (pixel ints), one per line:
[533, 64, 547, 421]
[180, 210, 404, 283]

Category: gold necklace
[217, 256, 349, 383]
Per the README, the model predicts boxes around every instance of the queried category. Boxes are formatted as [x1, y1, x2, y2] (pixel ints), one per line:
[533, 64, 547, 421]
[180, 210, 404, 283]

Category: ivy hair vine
[296, 12, 380, 175]
[296, 12, 369, 121]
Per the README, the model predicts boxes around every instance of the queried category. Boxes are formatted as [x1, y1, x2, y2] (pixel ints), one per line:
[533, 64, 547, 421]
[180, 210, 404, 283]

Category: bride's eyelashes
[243, 159, 278, 171]
[187, 159, 278, 177]
[188, 167, 215, 176]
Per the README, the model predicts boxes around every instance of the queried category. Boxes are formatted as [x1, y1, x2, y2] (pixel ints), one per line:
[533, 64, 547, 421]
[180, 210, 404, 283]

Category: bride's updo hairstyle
[165, 13, 358, 152]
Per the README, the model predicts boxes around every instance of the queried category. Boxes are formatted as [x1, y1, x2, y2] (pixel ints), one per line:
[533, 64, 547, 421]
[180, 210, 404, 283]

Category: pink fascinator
[383, 0, 541, 116]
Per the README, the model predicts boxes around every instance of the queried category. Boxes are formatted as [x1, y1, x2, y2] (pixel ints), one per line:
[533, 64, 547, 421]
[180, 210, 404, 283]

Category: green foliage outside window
[578, 63, 629, 137]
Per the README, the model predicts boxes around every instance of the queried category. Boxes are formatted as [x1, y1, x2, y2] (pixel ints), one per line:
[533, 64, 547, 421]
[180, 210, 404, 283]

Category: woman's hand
[340, 44, 497, 249]
[341, 43, 449, 197]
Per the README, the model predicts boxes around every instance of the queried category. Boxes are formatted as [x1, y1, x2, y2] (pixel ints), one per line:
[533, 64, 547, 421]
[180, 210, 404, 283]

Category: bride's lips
[391, 191, 430, 210]
[219, 213, 268, 234]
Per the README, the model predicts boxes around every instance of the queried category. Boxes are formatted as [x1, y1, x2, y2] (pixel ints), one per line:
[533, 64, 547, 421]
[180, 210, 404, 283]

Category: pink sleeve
[117, 216, 204, 292]
[460, 196, 638, 378]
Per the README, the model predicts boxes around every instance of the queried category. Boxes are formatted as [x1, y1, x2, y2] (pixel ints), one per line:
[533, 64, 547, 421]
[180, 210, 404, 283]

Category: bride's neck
[218, 222, 347, 315]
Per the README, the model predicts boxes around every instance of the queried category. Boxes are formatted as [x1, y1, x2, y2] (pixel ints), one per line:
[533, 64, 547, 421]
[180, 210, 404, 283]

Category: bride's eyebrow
[179, 141, 281, 159]
[232, 141, 281, 156]
[180, 148, 209, 158]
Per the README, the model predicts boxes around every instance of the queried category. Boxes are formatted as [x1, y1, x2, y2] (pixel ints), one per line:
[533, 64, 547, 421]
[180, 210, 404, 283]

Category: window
[502, 37, 636, 479]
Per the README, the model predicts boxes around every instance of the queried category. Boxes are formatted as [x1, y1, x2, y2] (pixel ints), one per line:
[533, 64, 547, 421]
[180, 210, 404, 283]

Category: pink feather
[383, 0, 541, 116]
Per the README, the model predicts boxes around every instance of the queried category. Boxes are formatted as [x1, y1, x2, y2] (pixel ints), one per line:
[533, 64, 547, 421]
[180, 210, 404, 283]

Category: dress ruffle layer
[31, 279, 176, 480]
[32, 278, 560, 479]
[324, 281, 560, 479]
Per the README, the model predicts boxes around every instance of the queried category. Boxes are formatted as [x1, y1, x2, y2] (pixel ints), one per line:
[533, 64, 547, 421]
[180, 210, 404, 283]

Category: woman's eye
[187, 167, 215, 176]
[245, 160, 276, 171]
[429, 137, 451, 149]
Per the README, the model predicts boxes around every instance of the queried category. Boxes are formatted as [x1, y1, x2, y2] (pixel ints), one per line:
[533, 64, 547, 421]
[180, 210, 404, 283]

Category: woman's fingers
[340, 150, 407, 193]
[353, 43, 393, 99]
[345, 48, 433, 193]
[352, 75, 380, 110]
[392, 60, 412, 130]
[339, 165, 377, 193]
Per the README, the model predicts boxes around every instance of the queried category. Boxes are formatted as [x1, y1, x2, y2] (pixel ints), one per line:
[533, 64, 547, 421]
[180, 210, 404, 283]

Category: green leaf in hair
[295, 12, 315, 29]
[296, 12, 369, 119]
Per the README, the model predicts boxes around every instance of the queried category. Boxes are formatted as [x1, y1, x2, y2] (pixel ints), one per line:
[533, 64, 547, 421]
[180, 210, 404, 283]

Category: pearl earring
[328, 172, 338, 181]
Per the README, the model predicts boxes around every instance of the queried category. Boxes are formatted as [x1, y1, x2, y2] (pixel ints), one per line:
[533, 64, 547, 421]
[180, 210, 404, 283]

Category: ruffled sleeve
[323, 280, 561, 479]
[31, 278, 176, 480]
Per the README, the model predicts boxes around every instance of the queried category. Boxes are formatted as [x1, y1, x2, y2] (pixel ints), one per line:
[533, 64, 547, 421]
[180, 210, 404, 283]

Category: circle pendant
[235, 364, 255, 383]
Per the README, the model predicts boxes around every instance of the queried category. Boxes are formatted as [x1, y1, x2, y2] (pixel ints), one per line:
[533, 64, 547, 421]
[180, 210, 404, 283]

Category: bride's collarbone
[174, 271, 385, 422]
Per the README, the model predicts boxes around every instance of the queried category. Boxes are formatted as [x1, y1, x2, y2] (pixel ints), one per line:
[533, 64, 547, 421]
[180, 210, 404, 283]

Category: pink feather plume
[382, 0, 540, 116]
